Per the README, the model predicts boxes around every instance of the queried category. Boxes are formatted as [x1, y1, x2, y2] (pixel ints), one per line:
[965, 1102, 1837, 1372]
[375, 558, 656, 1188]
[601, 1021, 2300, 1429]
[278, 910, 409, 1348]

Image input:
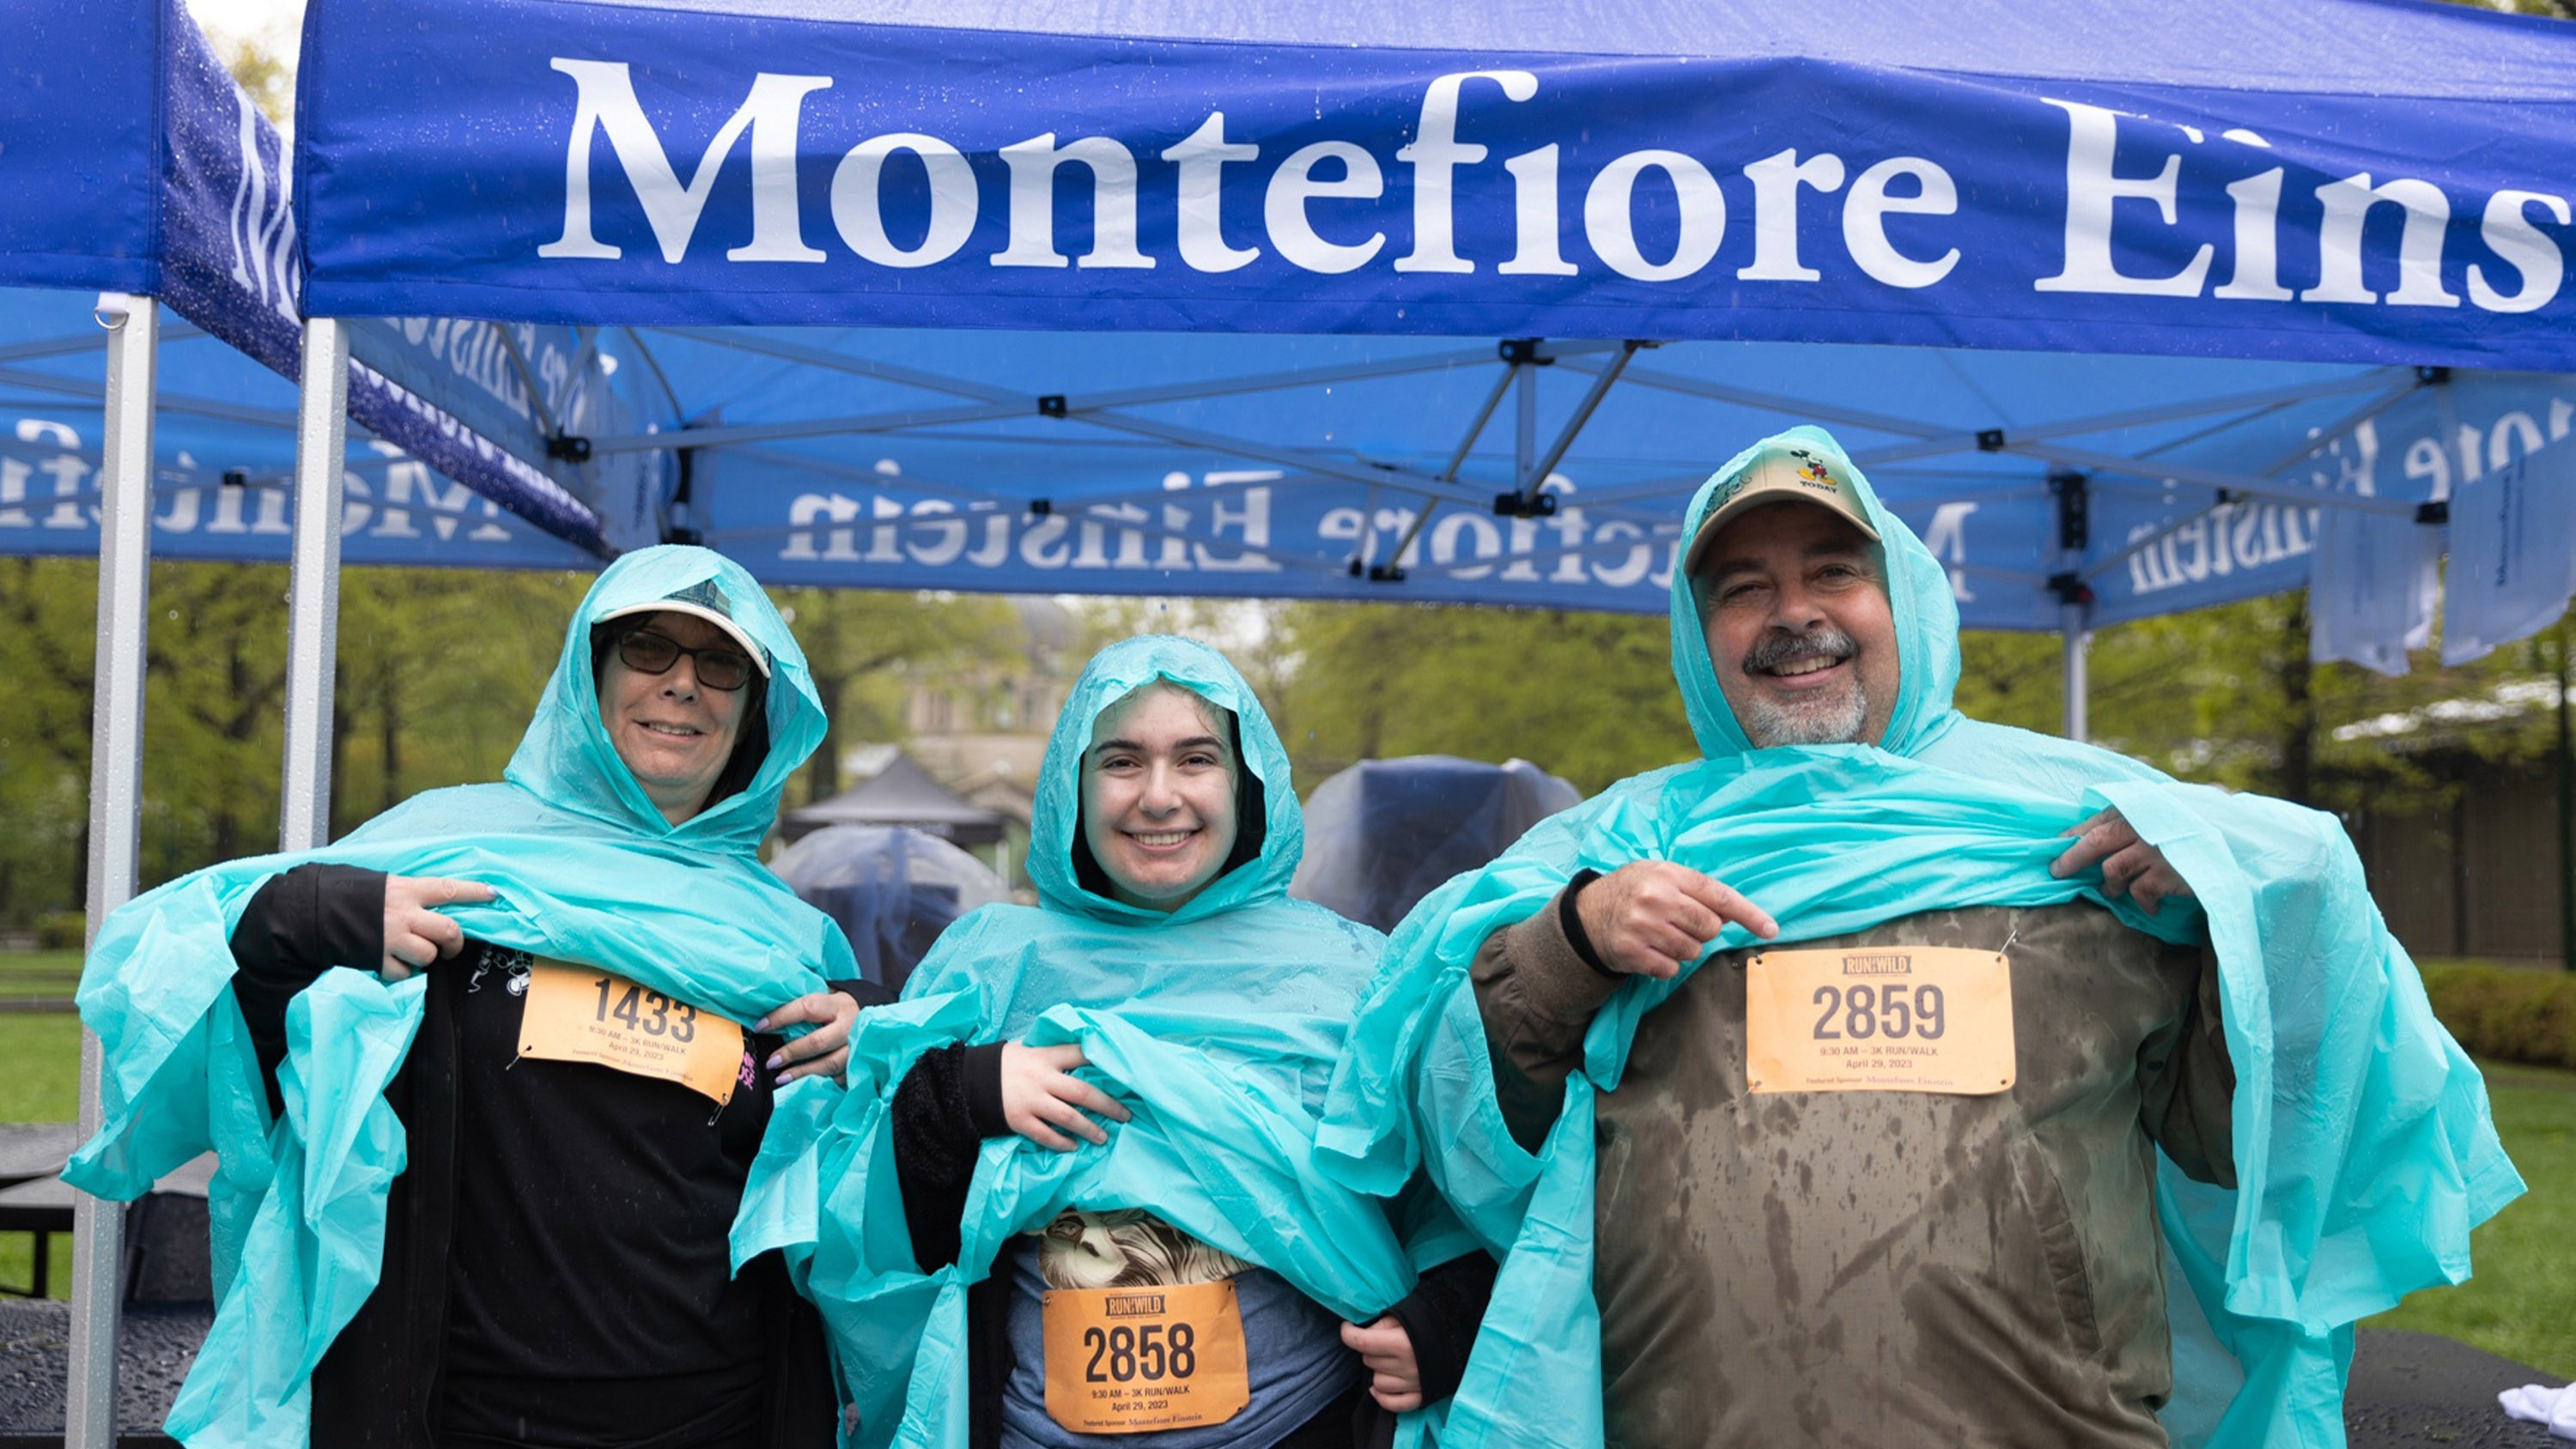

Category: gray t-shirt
[999, 1210, 1360, 1449]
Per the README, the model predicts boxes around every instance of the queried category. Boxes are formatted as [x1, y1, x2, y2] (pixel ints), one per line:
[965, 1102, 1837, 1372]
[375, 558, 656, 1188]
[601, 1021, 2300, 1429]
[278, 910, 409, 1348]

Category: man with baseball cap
[1321, 427, 2515, 1448]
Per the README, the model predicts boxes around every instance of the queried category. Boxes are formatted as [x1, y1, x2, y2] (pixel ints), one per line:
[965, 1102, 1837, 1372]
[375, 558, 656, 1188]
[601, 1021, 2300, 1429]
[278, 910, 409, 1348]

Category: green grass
[2365, 1058, 2576, 1378]
[0, 948, 81, 999]
[0, 1013, 79, 1121]
[0, 1011, 79, 1299]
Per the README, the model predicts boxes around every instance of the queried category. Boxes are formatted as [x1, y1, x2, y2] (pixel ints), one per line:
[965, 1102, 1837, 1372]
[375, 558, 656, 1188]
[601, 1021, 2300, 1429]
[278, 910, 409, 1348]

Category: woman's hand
[757, 991, 860, 1085]
[1340, 1316, 1425, 1412]
[999, 1042, 1131, 1150]
[380, 875, 496, 980]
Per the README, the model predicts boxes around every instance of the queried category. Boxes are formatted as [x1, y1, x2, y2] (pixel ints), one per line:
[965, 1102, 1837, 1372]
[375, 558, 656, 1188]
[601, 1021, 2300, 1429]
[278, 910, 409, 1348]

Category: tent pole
[2061, 603, 2088, 743]
[2558, 619, 2572, 972]
[282, 317, 349, 852]
[68, 292, 157, 1449]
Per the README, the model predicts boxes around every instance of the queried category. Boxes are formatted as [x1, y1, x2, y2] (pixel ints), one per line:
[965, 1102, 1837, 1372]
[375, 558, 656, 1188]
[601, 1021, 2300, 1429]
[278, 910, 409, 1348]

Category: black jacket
[229, 863, 887, 1449]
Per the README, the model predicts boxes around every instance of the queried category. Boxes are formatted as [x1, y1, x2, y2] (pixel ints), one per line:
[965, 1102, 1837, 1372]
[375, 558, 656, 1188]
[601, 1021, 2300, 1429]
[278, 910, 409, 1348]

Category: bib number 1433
[516, 961, 744, 1106]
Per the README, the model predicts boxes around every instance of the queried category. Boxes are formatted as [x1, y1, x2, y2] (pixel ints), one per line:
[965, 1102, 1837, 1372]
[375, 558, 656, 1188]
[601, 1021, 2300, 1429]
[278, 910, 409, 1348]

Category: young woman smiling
[768, 636, 1495, 1449]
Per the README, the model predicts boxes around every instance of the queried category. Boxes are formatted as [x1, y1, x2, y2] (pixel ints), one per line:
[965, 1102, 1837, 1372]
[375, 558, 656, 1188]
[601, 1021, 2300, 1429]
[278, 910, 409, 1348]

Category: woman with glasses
[68, 547, 868, 1449]
[757, 636, 1494, 1449]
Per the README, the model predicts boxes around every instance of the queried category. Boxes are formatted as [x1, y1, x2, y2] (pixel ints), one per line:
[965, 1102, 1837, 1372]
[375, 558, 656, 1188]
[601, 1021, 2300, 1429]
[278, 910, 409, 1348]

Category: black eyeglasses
[615, 630, 756, 692]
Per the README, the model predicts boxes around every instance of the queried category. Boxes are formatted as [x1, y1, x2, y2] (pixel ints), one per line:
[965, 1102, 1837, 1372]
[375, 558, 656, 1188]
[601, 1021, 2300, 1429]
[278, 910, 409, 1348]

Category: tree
[768, 588, 1024, 803]
[1270, 601, 1692, 796]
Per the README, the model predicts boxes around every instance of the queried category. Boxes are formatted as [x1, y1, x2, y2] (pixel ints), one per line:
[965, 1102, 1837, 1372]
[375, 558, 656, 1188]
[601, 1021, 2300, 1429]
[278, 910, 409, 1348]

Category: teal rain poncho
[739, 636, 1471, 1449]
[1318, 427, 2522, 1449]
[64, 545, 857, 1449]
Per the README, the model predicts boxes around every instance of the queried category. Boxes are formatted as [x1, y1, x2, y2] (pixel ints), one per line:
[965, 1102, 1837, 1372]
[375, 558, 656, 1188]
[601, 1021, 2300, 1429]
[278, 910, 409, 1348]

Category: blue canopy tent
[2, 3, 649, 1440]
[285, 0, 2576, 730]
[35, 0, 2561, 1439]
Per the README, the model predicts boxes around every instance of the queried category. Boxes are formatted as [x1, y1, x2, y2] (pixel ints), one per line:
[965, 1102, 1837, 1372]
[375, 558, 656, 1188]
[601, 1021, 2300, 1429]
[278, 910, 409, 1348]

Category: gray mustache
[1743, 626, 1856, 675]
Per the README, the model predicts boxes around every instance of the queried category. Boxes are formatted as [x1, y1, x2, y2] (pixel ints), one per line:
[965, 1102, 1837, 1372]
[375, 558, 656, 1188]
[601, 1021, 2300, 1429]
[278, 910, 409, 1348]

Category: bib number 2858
[1083, 1321, 1198, 1384]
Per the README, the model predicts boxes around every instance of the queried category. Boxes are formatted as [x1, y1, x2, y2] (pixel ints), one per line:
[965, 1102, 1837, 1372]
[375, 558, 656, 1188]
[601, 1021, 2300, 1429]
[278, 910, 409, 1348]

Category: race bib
[1745, 946, 2015, 1095]
[516, 961, 744, 1106]
[1042, 1279, 1250, 1434]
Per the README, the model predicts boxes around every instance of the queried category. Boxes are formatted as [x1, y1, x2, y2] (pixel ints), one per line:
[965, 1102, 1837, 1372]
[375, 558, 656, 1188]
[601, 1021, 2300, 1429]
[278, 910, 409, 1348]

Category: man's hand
[1340, 1315, 1425, 1413]
[2051, 808, 2192, 914]
[757, 991, 860, 1085]
[999, 1042, 1132, 1151]
[380, 875, 495, 980]
[1574, 861, 1778, 979]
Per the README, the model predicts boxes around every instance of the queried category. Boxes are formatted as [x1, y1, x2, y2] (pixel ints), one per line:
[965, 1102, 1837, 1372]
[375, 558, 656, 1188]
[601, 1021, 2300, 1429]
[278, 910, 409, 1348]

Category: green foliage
[2366, 1060, 2576, 1378]
[1963, 595, 2573, 812]
[1269, 602, 1693, 796]
[2421, 964, 2576, 1070]
[0, 561, 1025, 924]
[769, 588, 1024, 804]
[217, 33, 294, 125]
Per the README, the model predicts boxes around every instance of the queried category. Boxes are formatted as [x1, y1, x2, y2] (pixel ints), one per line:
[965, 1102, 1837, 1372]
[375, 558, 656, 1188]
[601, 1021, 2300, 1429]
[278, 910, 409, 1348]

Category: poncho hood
[507, 543, 826, 855]
[1320, 427, 2518, 1449]
[1669, 425, 1965, 761]
[744, 639, 1475, 1449]
[1026, 634, 1303, 925]
[64, 545, 852, 1449]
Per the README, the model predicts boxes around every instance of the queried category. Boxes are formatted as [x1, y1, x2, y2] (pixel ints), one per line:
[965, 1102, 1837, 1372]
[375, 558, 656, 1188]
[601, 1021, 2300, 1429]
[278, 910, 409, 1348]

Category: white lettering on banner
[832, 135, 979, 268]
[541, 59, 832, 264]
[2306, 174, 2460, 306]
[1740, 149, 1846, 282]
[2470, 191, 2572, 313]
[205, 480, 292, 537]
[1584, 149, 1724, 282]
[1844, 157, 1959, 288]
[1394, 70, 1539, 276]
[14, 421, 94, 530]
[1267, 142, 1385, 274]
[1919, 500, 1978, 603]
[1163, 116, 1261, 273]
[777, 470, 1289, 577]
[993, 135, 1155, 270]
[526, 65, 2568, 317]
[1499, 144, 1577, 276]
[2033, 102, 2556, 314]
[2123, 498, 2314, 597]
[2036, 100, 2215, 297]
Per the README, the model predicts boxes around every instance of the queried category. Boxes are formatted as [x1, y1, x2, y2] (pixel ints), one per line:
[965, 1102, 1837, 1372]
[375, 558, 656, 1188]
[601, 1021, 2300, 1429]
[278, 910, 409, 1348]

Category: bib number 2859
[1746, 947, 2013, 1095]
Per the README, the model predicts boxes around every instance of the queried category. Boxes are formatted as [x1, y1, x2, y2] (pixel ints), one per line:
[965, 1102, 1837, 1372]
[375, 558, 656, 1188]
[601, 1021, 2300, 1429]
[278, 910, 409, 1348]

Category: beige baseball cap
[595, 577, 772, 677]
[1681, 439, 1880, 579]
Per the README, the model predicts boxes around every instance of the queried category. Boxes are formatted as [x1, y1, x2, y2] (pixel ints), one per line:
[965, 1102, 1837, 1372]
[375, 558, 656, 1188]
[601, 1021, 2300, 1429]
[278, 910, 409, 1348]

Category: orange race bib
[515, 961, 744, 1106]
[1041, 1279, 1250, 1434]
[1745, 945, 2015, 1095]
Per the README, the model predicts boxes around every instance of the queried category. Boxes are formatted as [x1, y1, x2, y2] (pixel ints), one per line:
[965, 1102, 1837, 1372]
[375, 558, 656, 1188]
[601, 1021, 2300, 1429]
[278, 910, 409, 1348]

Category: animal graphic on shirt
[1035, 1209, 1247, 1290]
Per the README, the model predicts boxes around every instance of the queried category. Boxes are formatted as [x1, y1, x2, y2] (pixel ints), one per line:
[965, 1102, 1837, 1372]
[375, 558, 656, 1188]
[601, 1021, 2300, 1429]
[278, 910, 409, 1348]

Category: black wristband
[1558, 869, 1618, 979]
[963, 1041, 1011, 1138]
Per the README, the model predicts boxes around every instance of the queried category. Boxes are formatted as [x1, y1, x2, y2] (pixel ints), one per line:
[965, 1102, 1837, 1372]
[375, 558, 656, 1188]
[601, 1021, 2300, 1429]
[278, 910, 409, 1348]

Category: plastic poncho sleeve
[66, 544, 856, 1449]
[1321, 748, 2520, 1449]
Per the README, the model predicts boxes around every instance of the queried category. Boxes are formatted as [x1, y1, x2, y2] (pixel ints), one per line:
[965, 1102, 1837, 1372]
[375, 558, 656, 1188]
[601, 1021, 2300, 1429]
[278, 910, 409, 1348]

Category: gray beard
[1741, 687, 1868, 748]
[1737, 626, 1870, 748]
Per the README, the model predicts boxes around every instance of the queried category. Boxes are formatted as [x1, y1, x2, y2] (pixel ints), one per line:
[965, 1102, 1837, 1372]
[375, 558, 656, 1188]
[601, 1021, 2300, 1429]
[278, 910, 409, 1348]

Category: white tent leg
[68, 293, 158, 1449]
[281, 317, 349, 852]
[2061, 603, 2089, 743]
